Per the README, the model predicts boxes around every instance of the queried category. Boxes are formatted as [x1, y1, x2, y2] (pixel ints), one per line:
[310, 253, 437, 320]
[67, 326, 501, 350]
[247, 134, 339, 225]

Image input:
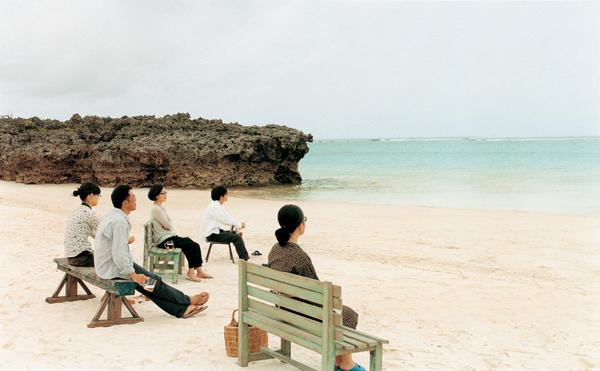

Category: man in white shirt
[95, 184, 209, 319]
[201, 185, 250, 261]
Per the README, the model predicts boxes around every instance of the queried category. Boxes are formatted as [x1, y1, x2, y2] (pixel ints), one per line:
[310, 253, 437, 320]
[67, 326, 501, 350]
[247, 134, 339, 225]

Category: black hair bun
[275, 227, 291, 247]
[72, 189, 79, 197]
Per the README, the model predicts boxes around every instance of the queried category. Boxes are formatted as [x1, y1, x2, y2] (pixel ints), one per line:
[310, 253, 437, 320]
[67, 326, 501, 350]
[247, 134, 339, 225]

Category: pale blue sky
[0, 1, 598, 139]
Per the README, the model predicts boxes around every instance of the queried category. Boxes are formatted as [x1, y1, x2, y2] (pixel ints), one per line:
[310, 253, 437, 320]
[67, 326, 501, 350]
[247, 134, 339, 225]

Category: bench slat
[54, 258, 135, 296]
[342, 326, 390, 344]
[341, 330, 378, 347]
[248, 299, 322, 336]
[247, 273, 324, 305]
[148, 247, 181, 255]
[242, 311, 322, 353]
[247, 286, 323, 320]
[335, 339, 357, 351]
[339, 334, 366, 348]
[246, 263, 325, 294]
[249, 299, 344, 341]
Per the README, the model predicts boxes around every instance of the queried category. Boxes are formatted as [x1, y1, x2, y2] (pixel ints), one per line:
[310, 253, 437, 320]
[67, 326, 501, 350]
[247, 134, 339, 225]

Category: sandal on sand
[335, 364, 365, 371]
[191, 292, 209, 306]
[183, 305, 208, 319]
[185, 275, 202, 282]
[251, 250, 262, 256]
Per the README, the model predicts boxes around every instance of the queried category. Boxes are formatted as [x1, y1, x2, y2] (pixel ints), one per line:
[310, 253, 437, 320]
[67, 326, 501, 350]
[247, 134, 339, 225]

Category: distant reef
[0, 113, 313, 187]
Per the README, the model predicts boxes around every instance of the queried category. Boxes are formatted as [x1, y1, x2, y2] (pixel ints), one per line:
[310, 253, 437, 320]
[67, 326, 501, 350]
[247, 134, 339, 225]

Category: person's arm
[110, 221, 135, 278]
[86, 210, 100, 237]
[151, 206, 173, 231]
[212, 205, 242, 230]
[294, 250, 320, 281]
[129, 271, 146, 284]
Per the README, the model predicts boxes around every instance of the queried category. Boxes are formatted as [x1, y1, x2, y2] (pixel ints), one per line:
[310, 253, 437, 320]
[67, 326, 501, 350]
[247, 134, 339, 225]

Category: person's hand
[128, 236, 135, 244]
[129, 273, 147, 285]
[240, 222, 246, 229]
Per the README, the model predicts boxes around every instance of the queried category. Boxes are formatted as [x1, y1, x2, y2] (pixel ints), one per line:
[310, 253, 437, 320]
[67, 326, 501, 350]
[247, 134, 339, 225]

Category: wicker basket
[224, 309, 268, 357]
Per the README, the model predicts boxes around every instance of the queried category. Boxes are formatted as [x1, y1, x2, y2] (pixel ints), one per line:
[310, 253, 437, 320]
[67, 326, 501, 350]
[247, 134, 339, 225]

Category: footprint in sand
[3, 342, 14, 349]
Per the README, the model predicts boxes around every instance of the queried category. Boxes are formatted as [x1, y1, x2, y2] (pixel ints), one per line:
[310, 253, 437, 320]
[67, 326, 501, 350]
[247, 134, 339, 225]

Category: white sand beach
[1, 180, 599, 370]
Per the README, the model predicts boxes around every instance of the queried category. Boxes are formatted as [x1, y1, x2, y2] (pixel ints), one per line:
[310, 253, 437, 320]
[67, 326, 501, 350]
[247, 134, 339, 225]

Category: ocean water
[238, 138, 600, 214]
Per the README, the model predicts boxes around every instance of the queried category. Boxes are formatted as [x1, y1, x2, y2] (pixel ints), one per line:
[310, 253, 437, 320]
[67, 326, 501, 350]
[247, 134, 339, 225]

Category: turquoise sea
[239, 138, 600, 215]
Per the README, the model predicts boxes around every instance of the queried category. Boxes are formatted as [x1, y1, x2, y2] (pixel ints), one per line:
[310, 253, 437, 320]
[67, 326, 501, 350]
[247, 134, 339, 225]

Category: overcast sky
[1, 1, 598, 139]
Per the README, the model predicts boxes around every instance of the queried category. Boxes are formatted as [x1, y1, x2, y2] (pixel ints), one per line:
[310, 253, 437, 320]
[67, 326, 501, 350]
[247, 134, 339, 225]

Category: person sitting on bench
[64, 182, 102, 267]
[94, 184, 209, 319]
[268, 204, 364, 371]
[148, 184, 212, 282]
[201, 185, 250, 261]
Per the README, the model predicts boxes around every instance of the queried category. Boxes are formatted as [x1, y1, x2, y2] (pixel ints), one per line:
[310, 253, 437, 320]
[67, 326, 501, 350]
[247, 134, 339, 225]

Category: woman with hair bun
[268, 204, 364, 371]
[64, 182, 101, 267]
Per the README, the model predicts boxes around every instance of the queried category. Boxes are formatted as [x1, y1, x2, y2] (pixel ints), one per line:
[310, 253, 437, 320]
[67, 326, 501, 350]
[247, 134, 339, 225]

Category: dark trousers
[67, 251, 94, 267]
[132, 263, 191, 318]
[160, 236, 203, 269]
[206, 230, 249, 260]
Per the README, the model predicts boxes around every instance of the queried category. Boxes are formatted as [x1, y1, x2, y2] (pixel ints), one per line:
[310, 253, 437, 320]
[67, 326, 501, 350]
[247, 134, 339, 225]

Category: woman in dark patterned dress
[268, 204, 364, 371]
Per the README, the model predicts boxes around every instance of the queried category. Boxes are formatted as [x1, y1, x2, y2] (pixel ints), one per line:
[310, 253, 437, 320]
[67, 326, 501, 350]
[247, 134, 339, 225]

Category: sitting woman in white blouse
[148, 184, 212, 281]
[64, 182, 102, 267]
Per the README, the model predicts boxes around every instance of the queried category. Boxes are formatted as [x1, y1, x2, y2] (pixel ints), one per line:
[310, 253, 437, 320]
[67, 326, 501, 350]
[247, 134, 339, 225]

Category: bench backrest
[143, 221, 153, 257]
[238, 260, 343, 354]
[54, 258, 135, 296]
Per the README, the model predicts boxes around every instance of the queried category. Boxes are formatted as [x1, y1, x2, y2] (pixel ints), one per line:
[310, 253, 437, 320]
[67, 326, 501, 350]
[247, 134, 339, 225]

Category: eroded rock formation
[0, 113, 312, 187]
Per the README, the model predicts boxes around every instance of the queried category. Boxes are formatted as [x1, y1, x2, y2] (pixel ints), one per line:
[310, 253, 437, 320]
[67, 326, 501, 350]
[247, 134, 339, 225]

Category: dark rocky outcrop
[0, 113, 313, 187]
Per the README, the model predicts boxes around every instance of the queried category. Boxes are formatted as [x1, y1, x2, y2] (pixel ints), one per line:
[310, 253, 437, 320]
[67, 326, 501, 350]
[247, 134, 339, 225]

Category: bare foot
[185, 273, 202, 282]
[196, 268, 213, 279]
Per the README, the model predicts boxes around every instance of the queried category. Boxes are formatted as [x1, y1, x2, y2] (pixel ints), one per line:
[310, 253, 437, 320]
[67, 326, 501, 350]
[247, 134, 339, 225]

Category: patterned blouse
[267, 242, 358, 329]
[64, 203, 99, 258]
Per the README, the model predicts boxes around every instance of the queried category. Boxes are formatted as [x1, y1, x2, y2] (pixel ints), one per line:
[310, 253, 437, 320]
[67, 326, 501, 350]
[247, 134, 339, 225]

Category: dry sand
[0, 180, 599, 370]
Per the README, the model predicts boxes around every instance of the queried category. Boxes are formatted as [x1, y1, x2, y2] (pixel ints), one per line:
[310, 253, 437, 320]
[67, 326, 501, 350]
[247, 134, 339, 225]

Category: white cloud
[0, 0, 598, 138]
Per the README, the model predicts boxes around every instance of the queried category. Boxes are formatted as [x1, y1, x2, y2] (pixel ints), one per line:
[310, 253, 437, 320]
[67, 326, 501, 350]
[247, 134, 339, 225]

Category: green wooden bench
[237, 261, 388, 371]
[46, 258, 143, 328]
[143, 221, 184, 283]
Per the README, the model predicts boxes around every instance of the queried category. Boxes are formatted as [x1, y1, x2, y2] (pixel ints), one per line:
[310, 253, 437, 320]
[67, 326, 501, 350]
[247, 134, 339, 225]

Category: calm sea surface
[237, 138, 600, 214]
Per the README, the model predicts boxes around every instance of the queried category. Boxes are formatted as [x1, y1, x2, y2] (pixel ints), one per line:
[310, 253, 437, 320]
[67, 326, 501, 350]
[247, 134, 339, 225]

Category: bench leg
[322, 353, 335, 371]
[88, 292, 144, 328]
[148, 255, 155, 273]
[229, 244, 235, 263]
[172, 253, 179, 283]
[206, 244, 213, 262]
[178, 251, 184, 274]
[280, 338, 291, 357]
[369, 344, 383, 371]
[46, 273, 96, 304]
[238, 321, 249, 367]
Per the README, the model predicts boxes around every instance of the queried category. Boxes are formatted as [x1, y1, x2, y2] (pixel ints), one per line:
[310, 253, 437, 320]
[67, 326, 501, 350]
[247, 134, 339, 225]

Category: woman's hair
[275, 204, 305, 247]
[211, 185, 228, 201]
[72, 182, 101, 201]
[148, 184, 164, 201]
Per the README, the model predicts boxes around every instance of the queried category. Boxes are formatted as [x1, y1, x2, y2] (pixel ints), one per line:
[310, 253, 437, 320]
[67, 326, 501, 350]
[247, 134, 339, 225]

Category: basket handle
[229, 309, 238, 327]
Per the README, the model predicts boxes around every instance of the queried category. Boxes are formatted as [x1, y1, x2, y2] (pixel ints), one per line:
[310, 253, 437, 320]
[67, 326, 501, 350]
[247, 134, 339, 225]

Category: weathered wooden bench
[237, 261, 388, 371]
[46, 258, 143, 328]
